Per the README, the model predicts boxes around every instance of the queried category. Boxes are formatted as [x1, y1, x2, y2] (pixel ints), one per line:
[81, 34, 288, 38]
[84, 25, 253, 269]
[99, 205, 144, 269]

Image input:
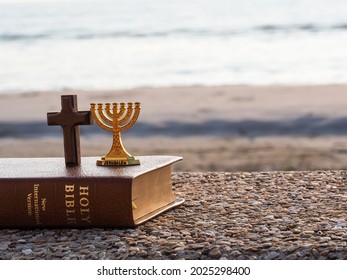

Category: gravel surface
[1, 171, 347, 260]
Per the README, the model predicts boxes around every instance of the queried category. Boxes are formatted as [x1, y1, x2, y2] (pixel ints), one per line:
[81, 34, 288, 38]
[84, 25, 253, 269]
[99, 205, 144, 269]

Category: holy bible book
[0, 156, 184, 228]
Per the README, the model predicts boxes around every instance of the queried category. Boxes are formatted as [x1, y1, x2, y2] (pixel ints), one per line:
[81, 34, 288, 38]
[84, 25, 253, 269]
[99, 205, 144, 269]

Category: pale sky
[0, 0, 47, 2]
[0, 0, 82, 3]
[0, 0, 52, 2]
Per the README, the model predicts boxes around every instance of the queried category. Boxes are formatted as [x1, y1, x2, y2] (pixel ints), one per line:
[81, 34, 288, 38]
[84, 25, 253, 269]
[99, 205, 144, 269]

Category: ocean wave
[1, 23, 347, 42]
[257, 23, 347, 32]
[0, 33, 50, 41]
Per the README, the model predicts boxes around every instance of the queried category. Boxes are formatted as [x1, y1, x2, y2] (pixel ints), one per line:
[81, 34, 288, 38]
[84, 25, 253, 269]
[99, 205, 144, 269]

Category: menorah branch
[90, 103, 113, 132]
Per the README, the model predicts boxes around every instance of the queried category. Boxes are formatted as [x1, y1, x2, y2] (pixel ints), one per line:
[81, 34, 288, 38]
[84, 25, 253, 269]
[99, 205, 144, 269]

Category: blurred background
[1, 0, 347, 171]
[1, 0, 347, 90]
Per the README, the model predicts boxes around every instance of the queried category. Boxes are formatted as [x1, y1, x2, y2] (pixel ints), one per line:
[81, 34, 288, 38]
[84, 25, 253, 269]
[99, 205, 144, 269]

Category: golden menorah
[90, 102, 141, 166]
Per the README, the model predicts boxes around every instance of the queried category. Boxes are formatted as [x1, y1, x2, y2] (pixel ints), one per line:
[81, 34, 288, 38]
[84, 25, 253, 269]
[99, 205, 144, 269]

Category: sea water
[0, 0, 347, 92]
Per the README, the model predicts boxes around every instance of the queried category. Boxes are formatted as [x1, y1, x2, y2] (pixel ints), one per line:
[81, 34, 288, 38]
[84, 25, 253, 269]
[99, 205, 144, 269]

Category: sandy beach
[1, 84, 347, 172]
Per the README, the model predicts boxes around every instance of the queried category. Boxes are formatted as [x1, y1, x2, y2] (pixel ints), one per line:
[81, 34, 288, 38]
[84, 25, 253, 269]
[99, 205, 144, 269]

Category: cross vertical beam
[47, 95, 92, 166]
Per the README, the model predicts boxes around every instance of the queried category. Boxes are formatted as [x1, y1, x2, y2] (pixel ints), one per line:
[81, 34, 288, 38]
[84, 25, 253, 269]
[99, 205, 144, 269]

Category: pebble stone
[1, 170, 347, 260]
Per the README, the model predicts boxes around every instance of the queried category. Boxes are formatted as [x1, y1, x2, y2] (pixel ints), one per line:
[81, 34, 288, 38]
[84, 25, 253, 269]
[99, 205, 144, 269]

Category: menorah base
[96, 156, 140, 166]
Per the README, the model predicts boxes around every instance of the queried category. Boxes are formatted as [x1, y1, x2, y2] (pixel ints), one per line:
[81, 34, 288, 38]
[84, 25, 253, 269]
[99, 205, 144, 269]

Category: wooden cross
[47, 95, 92, 166]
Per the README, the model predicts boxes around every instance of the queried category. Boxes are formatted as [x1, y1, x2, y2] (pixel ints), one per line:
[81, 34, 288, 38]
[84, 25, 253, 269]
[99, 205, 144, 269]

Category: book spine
[0, 177, 134, 228]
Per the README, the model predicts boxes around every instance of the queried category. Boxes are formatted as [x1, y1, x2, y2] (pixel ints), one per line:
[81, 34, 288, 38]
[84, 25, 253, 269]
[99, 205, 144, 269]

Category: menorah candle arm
[90, 104, 113, 132]
[118, 103, 135, 126]
[115, 103, 126, 119]
[119, 104, 141, 132]
[105, 103, 114, 118]
[97, 103, 113, 125]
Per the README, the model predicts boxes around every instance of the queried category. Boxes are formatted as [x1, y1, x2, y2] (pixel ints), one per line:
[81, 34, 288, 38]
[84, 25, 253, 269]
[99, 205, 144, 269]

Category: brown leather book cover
[0, 155, 184, 228]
